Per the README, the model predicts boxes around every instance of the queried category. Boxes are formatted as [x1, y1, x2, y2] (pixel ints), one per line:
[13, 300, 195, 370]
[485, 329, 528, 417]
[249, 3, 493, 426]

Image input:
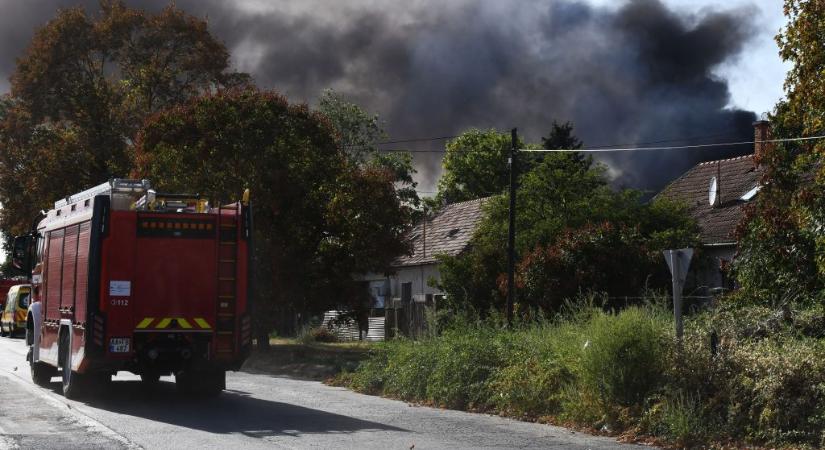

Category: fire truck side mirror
[11, 234, 33, 273]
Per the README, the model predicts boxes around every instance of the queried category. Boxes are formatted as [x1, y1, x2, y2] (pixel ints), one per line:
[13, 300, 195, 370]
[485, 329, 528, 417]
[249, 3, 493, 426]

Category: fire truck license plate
[109, 338, 130, 353]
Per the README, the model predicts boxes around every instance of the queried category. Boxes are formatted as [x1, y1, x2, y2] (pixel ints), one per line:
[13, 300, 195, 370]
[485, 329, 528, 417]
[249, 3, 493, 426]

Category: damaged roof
[394, 197, 490, 267]
[657, 154, 763, 246]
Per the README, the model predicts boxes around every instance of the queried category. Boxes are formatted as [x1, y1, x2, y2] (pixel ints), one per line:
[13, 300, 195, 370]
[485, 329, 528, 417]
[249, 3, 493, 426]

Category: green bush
[380, 339, 439, 401]
[491, 327, 571, 417]
[644, 392, 712, 447]
[297, 325, 338, 344]
[343, 346, 390, 394]
[339, 299, 825, 448]
[725, 337, 825, 446]
[577, 307, 670, 408]
[423, 327, 511, 409]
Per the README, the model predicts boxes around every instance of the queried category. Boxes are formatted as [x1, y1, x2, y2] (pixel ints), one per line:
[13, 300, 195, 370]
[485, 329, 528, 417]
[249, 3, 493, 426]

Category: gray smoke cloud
[0, 0, 762, 193]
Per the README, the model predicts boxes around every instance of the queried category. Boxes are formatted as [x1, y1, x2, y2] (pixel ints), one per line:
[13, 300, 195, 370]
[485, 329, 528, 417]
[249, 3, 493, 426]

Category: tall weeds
[337, 298, 825, 448]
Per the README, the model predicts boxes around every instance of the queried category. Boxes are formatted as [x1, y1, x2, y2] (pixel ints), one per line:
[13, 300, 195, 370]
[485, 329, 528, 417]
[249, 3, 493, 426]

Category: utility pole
[507, 128, 517, 327]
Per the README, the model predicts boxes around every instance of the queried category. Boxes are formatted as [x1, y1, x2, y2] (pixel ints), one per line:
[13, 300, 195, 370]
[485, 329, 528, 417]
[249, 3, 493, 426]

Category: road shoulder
[0, 355, 139, 449]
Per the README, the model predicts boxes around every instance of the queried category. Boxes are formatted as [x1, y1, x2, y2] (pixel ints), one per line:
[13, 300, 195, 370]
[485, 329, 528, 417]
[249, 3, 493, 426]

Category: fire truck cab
[14, 179, 252, 398]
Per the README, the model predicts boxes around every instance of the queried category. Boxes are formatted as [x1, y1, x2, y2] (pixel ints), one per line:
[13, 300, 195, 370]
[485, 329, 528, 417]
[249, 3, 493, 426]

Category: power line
[342, 131, 824, 154]
[376, 135, 460, 145]
[520, 135, 825, 153]
[584, 131, 743, 149]
[352, 130, 761, 153]
[360, 130, 740, 148]
[343, 134, 460, 149]
[377, 148, 452, 153]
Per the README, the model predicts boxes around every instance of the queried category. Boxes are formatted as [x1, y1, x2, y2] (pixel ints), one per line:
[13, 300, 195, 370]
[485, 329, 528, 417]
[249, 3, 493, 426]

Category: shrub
[338, 298, 825, 448]
[644, 392, 712, 447]
[343, 346, 390, 394]
[311, 326, 338, 342]
[423, 326, 511, 409]
[297, 325, 338, 344]
[491, 327, 571, 417]
[725, 337, 825, 446]
[380, 339, 439, 401]
[517, 223, 667, 313]
[577, 307, 671, 409]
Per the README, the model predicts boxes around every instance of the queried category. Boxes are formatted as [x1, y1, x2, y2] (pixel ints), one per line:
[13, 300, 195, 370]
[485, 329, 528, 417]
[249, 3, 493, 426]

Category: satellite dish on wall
[709, 176, 718, 206]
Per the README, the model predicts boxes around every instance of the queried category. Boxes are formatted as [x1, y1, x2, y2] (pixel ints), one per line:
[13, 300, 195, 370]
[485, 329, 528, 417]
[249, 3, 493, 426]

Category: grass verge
[332, 302, 825, 448]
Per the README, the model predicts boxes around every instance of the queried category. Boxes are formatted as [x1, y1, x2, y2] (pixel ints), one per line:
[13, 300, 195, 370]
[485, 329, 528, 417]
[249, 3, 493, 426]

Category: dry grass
[242, 338, 372, 380]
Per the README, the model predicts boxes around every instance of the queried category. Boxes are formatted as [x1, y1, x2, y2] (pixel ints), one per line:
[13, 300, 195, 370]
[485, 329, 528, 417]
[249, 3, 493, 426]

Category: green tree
[435, 122, 585, 206]
[541, 121, 583, 150]
[734, 0, 825, 303]
[438, 152, 697, 314]
[317, 89, 419, 209]
[0, 0, 247, 239]
[135, 88, 412, 343]
[435, 129, 531, 205]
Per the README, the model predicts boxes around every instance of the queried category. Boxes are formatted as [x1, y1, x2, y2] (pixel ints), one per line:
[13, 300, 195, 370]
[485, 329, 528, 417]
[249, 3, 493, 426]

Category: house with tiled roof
[656, 120, 770, 294]
[362, 197, 489, 310]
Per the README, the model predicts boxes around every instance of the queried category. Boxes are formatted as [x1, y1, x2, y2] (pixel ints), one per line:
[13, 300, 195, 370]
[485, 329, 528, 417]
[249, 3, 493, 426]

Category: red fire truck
[12, 179, 252, 398]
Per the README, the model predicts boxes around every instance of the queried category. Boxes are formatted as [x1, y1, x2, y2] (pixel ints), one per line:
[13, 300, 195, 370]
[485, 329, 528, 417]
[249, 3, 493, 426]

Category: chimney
[752, 119, 772, 164]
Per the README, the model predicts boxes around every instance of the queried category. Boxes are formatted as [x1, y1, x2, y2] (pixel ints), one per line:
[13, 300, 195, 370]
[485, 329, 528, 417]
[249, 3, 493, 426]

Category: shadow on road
[46, 378, 408, 439]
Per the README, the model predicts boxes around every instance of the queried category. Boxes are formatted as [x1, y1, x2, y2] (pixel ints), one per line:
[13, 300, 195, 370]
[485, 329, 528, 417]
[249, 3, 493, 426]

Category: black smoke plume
[0, 0, 762, 192]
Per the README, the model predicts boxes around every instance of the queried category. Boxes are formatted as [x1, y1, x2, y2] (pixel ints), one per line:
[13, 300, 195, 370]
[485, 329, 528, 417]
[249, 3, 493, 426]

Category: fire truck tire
[31, 361, 56, 386]
[0, 323, 7, 337]
[202, 370, 226, 397]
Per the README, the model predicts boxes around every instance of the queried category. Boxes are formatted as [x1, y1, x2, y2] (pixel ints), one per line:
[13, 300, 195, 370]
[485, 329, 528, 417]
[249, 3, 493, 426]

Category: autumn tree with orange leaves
[734, 0, 825, 302]
[0, 0, 248, 238]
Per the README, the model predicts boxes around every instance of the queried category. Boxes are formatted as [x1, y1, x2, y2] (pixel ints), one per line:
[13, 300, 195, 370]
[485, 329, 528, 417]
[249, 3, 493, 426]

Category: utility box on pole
[663, 248, 693, 341]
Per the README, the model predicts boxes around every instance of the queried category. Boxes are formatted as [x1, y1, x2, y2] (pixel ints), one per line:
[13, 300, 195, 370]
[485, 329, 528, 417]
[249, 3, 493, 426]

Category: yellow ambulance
[1, 284, 31, 337]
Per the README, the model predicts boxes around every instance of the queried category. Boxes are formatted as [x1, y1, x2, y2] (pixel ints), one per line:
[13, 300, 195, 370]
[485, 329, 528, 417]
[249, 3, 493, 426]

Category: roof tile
[393, 197, 490, 267]
[658, 154, 762, 245]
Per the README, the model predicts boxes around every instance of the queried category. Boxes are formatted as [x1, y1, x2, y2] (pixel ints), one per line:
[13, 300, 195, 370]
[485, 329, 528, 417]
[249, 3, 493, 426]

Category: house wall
[360, 263, 444, 308]
[389, 264, 443, 299]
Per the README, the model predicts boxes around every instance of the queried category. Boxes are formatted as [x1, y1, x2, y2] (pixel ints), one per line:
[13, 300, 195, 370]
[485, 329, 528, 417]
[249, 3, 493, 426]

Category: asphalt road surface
[0, 337, 651, 449]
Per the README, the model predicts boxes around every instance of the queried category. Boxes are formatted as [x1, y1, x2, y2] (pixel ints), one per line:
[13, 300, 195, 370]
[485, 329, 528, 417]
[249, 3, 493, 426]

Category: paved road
[0, 337, 650, 449]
